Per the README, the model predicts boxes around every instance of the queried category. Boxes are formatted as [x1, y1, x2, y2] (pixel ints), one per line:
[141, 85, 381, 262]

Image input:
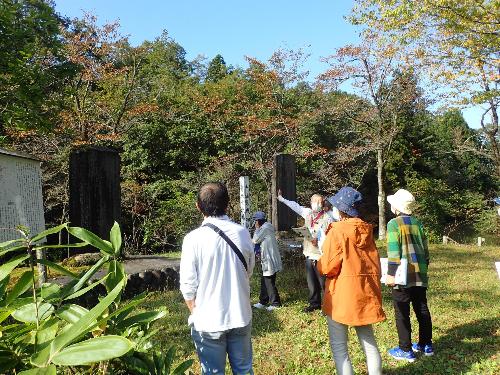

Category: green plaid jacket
[387, 215, 429, 288]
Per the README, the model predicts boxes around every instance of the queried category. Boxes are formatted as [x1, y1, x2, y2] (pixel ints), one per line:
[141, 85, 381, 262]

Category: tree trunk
[377, 148, 386, 240]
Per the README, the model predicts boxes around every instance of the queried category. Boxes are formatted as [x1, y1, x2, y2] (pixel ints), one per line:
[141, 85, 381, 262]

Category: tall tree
[0, 0, 71, 135]
[241, 48, 312, 211]
[62, 14, 126, 143]
[351, 0, 500, 178]
[318, 35, 422, 239]
[206, 54, 228, 83]
[61, 13, 143, 143]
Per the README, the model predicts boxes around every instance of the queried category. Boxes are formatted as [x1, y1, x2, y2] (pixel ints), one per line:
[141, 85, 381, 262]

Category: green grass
[141, 244, 500, 374]
[160, 251, 182, 259]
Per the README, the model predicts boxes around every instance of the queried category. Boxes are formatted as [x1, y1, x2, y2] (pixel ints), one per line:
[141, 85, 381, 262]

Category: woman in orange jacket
[317, 187, 386, 375]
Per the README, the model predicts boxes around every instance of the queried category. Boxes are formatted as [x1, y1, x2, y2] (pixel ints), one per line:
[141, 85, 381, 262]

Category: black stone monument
[272, 153, 297, 231]
[69, 147, 121, 251]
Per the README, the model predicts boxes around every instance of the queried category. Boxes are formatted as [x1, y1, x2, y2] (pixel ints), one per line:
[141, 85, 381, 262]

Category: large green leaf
[41, 283, 61, 303]
[0, 308, 12, 324]
[36, 318, 59, 352]
[36, 259, 77, 279]
[12, 325, 36, 345]
[8, 297, 33, 310]
[18, 365, 56, 375]
[63, 274, 109, 301]
[116, 310, 167, 330]
[110, 221, 122, 256]
[0, 238, 23, 248]
[55, 304, 89, 324]
[0, 276, 9, 300]
[0, 245, 26, 257]
[51, 335, 133, 365]
[154, 350, 165, 374]
[12, 302, 54, 323]
[30, 223, 68, 243]
[172, 359, 195, 375]
[3, 270, 34, 306]
[67, 226, 114, 255]
[60, 256, 107, 299]
[35, 279, 125, 366]
[0, 254, 29, 282]
[164, 346, 176, 374]
[106, 259, 126, 295]
[95, 292, 147, 330]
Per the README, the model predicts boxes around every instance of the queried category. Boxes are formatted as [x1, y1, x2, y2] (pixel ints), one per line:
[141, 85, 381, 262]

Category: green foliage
[0, 223, 191, 374]
[1, 0, 496, 251]
[474, 209, 500, 244]
[122, 347, 194, 375]
[123, 117, 215, 182]
[206, 54, 229, 83]
[142, 181, 200, 250]
[407, 176, 485, 242]
[0, 0, 72, 132]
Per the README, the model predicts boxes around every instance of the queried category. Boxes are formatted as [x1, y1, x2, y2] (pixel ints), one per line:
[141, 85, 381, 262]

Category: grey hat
[252, 211, 266, 220]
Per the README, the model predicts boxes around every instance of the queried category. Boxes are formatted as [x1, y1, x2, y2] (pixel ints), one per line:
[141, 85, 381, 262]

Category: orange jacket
[317, 218, 386, 326]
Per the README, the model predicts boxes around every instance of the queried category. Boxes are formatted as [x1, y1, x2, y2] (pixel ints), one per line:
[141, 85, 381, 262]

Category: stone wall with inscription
[0, 151, 45, 241]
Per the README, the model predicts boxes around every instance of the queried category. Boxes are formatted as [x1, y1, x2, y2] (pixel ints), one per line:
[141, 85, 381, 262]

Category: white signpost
[0, 149, 47, 282]
[239, 176, 251, 230]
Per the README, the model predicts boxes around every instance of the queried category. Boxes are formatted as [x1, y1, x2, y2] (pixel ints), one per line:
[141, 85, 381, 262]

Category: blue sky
[54, 0, 482, 128]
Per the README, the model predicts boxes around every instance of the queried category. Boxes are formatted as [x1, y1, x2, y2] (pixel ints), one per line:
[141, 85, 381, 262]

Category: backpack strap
[203, 223, 248, 272]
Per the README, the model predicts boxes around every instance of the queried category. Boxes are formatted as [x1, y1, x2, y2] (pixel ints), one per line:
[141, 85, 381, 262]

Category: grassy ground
[139, 244, 500, 374]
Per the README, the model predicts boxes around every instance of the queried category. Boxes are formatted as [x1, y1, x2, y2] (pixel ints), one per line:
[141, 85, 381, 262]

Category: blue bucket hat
[327, 187, 362, 217]
[252, 211, 266, 221]
[494, 197, 500, 205]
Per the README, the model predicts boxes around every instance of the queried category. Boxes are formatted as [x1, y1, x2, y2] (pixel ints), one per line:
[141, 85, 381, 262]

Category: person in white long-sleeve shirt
[277, 190, 338, 312]
[180, 182, 255, 375]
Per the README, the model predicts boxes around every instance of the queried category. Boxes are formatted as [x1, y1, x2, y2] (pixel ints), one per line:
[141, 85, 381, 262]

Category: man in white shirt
[180, 182, 255, 374]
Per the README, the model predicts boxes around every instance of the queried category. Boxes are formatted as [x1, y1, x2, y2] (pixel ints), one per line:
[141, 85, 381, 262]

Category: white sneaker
[253, 303, 266, 309]
[266, 305, 280, 311]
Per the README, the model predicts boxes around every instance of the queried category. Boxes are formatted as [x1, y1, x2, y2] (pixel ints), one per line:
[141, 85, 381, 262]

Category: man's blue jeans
[190, 322, 253, 374]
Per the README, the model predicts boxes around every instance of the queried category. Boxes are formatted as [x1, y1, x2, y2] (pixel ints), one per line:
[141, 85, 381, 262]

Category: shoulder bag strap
[202, 223, 248, 272]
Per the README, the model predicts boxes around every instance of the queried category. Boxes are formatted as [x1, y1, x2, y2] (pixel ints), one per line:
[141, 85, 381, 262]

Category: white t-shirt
[180, 215, 255, 332]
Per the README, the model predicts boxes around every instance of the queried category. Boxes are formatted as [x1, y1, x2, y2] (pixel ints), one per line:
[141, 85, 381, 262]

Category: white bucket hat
[387, 189, 415, 215]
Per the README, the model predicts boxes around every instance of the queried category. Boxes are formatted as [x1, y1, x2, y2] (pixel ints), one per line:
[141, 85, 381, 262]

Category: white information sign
[0, 151, 46, 242]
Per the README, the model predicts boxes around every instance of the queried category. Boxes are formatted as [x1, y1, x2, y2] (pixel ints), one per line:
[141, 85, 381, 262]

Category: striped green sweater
[387, 215, 429, 288]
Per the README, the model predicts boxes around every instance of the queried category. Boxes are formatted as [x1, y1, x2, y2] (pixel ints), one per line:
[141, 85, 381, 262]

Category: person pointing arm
[277, 189, 312, 219]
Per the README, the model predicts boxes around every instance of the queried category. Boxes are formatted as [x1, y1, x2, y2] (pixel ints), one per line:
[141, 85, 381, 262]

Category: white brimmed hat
[387, 189, 415, 215]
